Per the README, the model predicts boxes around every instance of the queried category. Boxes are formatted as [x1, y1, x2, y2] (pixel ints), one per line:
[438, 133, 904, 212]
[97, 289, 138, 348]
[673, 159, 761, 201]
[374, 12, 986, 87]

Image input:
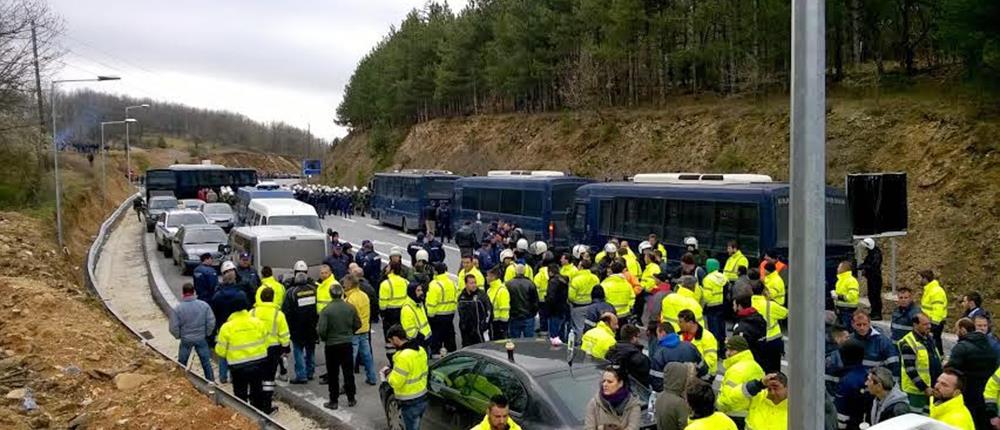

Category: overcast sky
[49, 0, 467, 141]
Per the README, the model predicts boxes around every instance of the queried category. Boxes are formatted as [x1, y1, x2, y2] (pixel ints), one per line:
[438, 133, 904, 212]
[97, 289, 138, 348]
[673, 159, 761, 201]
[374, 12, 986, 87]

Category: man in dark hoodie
[948, 317, 999, 429]
[653, 362, 691, 430]
[457, 273, 492, 347]
[732, 294, 767, 367]
[866, 366, 911, 425]
[606, 324, 651, 388]
[545, 262, 571, 343]
[649, 322, 707, 391]
[835, 339, 869, 430]
[578, 285, 616, 334]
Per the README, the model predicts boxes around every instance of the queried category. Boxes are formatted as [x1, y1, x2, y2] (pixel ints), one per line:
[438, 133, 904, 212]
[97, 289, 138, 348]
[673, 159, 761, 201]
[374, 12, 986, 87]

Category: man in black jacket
[545, 262, 570, 344]
[281, 263, 319, 384]
[858, 238, 883, 319]
[606, 324, 651, 387]
[457, 273, 492, 346]
[454, 221, 479, 257]
[732, 293, 768, 368]
[948, 317, 999, 429]
[506, 264, 538, 339]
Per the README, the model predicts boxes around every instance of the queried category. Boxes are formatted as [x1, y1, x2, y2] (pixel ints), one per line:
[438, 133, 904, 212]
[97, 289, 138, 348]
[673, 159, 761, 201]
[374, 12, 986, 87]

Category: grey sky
[50, 0, 468, 140]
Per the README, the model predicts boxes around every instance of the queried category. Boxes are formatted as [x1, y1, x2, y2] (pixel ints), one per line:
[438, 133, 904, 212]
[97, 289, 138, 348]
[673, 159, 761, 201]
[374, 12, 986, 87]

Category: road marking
[342, 218, 357, 223]
[398, 233, 416, 240]
[444, 245, 460, 252]
[366, 224, 384, 231]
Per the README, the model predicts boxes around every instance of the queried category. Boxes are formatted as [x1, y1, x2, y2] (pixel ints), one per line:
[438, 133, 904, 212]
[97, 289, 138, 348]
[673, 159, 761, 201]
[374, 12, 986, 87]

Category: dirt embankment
[328, 92, 1000, 317]
[0, 154, 255, 429]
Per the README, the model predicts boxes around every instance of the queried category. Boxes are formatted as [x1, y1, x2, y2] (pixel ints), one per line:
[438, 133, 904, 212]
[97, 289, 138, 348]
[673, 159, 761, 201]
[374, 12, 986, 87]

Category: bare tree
[0, 0, 64, 113]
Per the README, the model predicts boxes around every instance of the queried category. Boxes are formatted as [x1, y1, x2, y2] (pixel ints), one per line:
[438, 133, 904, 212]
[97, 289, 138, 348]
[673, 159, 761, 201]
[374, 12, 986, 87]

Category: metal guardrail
[83, 193, 289, 430]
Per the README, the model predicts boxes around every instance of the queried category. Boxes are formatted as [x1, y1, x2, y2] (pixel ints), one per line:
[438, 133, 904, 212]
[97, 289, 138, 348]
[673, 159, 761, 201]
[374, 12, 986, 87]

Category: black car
[379, 338, 655, 430]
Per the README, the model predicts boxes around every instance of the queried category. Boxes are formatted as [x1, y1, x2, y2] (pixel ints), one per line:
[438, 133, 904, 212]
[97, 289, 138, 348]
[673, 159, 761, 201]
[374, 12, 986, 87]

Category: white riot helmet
[293, 260, 308, 272]
[603, 242, 618, 255]
[862, 238, 875, 250]
[500, 249, 515, 261]
[683, 236, 698, 249]
[390, 247, 403, 258]
[221, 261, 236, 273]
[638, 241, 652, 253]
[415, 249, 429, 263]
[530, 241, 548, 256]
[572, 244, 590, 260]
[516, 238, 529, 252]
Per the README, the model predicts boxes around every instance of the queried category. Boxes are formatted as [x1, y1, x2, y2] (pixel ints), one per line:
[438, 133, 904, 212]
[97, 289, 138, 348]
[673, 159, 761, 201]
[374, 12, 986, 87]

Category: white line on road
[398, 233, 417, 240]
[366, 224, 384, 231]
[342, 218, 357, 223]
[444, 245, 460, 252]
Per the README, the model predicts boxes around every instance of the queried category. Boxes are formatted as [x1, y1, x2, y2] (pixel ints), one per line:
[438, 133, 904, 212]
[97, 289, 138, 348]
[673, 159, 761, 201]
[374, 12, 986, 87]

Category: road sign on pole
[303, 159, 322, 176]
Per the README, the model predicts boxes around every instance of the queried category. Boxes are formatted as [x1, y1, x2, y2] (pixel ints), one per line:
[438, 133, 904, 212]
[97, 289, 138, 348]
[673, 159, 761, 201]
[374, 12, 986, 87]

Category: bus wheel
[401, 217, 408, 233]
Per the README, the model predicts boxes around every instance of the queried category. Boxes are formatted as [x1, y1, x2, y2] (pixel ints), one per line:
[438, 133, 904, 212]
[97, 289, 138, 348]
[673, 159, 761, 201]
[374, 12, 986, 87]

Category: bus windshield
[149, 197, 178, 210]
[268, 215, 323, 232]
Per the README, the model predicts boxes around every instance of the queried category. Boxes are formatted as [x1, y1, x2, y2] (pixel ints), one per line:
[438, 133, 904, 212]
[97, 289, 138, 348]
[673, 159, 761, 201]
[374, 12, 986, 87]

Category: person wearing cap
[236, 252, 261, 309]
[702, 259, 729, 357]
[323, 242, 352, 281]
[407, 232, 426, 265]
[281, 260, 319, 384]
[426, 262, 458, 353]
[594, 241, 619, 279]
[249, 287, 289, 414]
[683, 236, 707, 267]
[723, 240, 749, 282]
[762, 261, 786, 307]
[423, 232, 445, 263]
[716, 335, 765, 427]
[316, 264, 341, 314]
[356, 241, 383, 294]
[214, 292, 269, 412]
[170, 282, 216, 382]
[380, 257, 410, 354]
[193, 253, 219, 302]
[211, 260, 249, 384]
[857, 238, 883, 320]
[400, 280, 432, 348]
[866, 366, 910, 424]
[255, 266, 286, 309]
[507, 262, 539, 339]
[317, 281, 361, 410]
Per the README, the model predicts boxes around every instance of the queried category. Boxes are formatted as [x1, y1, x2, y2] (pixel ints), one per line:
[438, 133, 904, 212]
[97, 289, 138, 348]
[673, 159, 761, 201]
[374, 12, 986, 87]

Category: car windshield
[203, 204, 232, 215]
[268, 215, 322, 232]
[184, 229, 227, 244]
[150, 198, 178, 209]
[167, 213, 208, 228]
[541, 369, 650, 425]
[259, 239, 326, 269]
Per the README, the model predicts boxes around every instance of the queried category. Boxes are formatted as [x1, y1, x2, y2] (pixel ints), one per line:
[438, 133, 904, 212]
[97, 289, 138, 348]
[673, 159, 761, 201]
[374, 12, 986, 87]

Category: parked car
[201, 202, 235, 232]
[144, 196, 178, 233]
[172, 224, 228, 275]
[179, 199, 205, 211]
[379, 338, 655, 430]
[155, 209, 210, 258]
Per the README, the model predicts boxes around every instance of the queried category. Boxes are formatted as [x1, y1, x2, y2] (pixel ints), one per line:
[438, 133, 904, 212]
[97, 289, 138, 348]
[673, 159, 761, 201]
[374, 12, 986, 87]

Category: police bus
[569, 173, 854, 284]
[370, 169, 460, 232]
[145, 164, 257, 200]
[453, 171, 594, 248]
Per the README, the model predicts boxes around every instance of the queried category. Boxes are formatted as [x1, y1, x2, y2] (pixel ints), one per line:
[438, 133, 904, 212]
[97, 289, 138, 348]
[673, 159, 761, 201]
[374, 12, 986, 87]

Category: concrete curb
[140, 216, 351, 429]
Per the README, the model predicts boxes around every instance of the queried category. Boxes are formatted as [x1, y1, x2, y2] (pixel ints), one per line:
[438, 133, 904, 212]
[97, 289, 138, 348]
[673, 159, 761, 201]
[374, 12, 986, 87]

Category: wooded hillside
[335, 0, 1000, 134]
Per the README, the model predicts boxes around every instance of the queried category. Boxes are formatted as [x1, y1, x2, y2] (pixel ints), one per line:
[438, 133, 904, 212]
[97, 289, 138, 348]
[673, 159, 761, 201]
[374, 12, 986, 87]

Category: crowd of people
[166, 217, 1000, 430]
[292, 185, 371, 219]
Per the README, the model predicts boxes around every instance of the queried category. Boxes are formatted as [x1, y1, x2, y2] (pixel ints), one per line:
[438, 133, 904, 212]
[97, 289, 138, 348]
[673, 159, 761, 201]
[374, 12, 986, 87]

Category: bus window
[632, 199, 665, 238]
[462, 188, 478, 211]
[551, 186, 577, 213]
[480, 188, 500, 213]
[826, 198, 853, 245]
[523, 191, 542, 217]
[500, 190, 521, 214]
[426, 179, 454, 200]
[572, 203, 587, 232]
[599, 200, 613, 235]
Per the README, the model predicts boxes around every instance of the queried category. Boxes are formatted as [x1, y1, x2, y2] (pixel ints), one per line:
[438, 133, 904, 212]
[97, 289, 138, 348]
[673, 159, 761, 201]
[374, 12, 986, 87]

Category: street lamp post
[51, 75, 120, 249]
[124, 103, 150, 184]
[99, 119, 137, 205]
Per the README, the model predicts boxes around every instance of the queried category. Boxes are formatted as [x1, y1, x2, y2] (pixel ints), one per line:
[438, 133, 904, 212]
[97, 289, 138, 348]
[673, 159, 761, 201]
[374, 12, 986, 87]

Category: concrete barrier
[85, 194, 288, 430]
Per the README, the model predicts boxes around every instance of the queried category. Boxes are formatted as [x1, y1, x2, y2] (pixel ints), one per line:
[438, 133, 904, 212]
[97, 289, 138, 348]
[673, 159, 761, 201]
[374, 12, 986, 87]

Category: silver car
[201, 203, 235, 232]
[172, 224, 227, 275]
[155, 209, 210, 258]
[145, 196, 179, 233]
[178, 199, 205, 211]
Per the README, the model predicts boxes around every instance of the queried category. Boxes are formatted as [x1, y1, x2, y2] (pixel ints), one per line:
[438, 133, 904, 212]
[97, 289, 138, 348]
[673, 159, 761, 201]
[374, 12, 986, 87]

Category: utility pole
[31, 21, 45, 157]
[788, 0, 826, 429]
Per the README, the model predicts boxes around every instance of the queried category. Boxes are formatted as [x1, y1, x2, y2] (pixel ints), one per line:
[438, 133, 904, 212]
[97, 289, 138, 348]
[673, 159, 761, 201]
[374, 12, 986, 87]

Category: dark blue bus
[371, 170, 460, 232]
[145, 164, 257, 200]
[569, 173, 853, 286]
[453, 171, 594, 248]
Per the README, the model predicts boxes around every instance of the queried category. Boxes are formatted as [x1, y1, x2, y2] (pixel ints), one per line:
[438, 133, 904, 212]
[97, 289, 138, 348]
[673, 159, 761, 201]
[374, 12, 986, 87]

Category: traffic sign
[302, 159, 322, 176]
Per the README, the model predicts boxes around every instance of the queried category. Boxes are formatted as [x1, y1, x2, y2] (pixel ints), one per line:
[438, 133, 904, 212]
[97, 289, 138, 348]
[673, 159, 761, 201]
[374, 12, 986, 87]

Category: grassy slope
[327, 89, 1000, 315]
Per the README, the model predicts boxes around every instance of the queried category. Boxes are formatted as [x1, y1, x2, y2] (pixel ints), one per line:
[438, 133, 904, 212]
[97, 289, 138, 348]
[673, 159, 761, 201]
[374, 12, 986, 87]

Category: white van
[246, 198, 322, 232]
[227, 225, 327, 280]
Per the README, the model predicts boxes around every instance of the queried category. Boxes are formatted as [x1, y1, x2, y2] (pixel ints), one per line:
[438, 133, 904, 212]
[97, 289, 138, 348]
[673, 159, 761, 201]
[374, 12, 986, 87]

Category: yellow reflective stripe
[228, 339, 266, 351]
[395, 389, 427, 400]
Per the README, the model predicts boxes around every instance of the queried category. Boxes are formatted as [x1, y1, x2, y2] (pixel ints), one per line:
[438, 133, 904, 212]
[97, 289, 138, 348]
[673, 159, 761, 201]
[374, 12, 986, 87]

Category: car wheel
[383, 395, 404, 430]
[146, 223, 154, 233]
